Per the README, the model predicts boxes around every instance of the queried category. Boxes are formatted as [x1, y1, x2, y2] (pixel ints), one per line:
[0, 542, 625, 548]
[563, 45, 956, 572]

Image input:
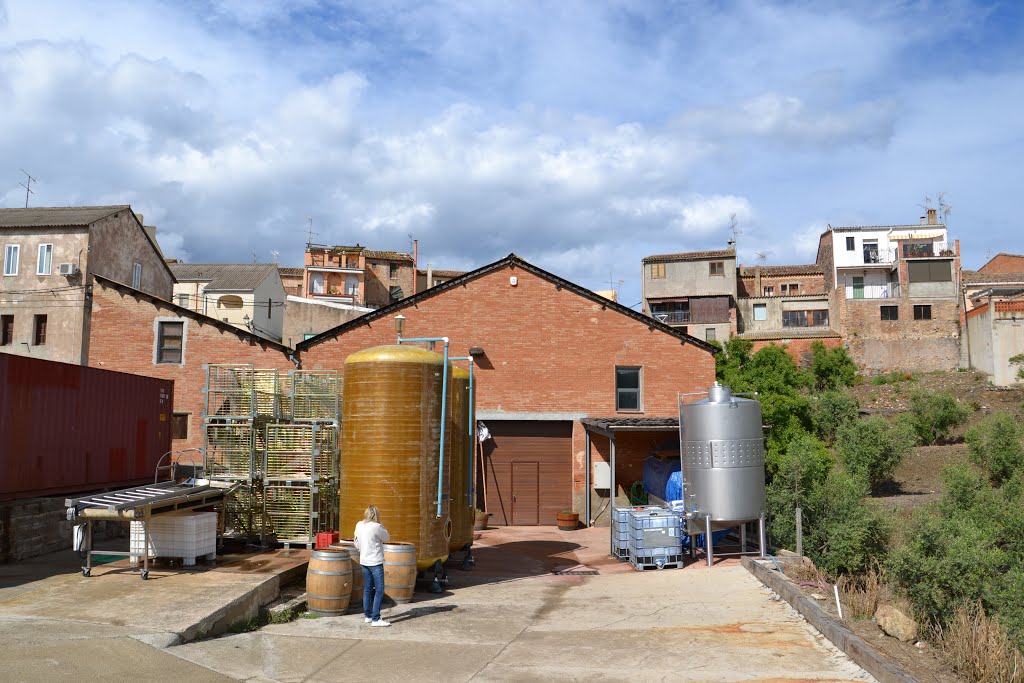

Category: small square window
[615, 366, 641, 411]
[709, 262, 725, 277]
[846, 236, 855, 251]
[650, 263, 666, 279]
[705, 327, 716, 341]
[753, 304, 767, 321]
[389, 263, 399, 278]
[177, 293, 190, 308]
[171, 413, 189, 440]
[132, 262, 142, 289]
[32, 314, 47, 345]
[4, 244, 20, 276]
[881, 305, 899, 321]
[763, 286, 774, 296]
[914, 304, 932, 320]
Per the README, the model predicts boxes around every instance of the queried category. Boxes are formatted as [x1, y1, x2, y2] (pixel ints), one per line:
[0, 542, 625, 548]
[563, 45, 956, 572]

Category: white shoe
[364, 617, 372, 623]
[371, 619, 391, 627]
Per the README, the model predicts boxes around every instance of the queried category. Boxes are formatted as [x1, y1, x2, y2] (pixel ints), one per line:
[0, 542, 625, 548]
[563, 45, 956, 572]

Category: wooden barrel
[383, 542, 417, 604]
[306, 548, 352, 616]
[330, 539, 362, 611]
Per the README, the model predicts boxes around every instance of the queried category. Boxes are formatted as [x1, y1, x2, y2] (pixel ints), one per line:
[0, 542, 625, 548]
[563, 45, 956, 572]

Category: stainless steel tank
[679, 383, 765, 522]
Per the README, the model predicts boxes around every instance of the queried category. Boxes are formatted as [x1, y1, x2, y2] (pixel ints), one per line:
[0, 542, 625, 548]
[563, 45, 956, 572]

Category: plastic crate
[627, 508, 682, 555]
[130, 512, 217, 565]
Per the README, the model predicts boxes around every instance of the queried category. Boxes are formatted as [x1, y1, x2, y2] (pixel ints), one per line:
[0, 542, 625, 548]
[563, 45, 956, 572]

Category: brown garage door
[482, 421, 572, 526]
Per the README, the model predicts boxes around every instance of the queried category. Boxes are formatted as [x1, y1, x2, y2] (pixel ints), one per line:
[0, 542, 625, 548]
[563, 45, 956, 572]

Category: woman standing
[354, 505, 391, 627]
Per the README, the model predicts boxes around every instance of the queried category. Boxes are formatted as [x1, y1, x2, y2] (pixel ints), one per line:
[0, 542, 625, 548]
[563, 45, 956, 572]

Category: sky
[2, 1, 1022, 308]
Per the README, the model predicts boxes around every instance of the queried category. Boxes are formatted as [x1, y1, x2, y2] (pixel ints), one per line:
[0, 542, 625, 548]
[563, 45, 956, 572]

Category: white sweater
[353, 520, 390, 566]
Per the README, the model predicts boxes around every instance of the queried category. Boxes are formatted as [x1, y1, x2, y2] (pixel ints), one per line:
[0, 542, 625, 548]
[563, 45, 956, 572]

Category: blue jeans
[362, 563, 385, 621]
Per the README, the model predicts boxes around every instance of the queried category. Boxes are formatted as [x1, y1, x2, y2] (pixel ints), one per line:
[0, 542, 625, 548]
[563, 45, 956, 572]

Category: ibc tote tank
[340, 345, 450, 571]
[447, 366, 473, 553]
[680, 383, 765, 523]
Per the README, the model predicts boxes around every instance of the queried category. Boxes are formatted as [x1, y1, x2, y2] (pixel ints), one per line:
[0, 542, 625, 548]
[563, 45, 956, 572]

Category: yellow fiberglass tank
[447, 366, 473, 554]
[340, 345, 450, 572]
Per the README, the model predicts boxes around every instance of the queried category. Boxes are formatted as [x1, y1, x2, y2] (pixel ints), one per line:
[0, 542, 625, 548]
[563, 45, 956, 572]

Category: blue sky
[2, 1, 1022, 307]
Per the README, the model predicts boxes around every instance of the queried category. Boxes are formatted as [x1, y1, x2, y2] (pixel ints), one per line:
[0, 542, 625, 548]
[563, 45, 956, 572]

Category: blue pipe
[398, 333, 450, 517]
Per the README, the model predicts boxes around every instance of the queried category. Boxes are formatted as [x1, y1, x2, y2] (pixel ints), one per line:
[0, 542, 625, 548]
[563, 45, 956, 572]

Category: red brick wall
[737, 272, 825, 297]
[364, 260, 415, 308]
[750, 337, 842, 367]
[88, 281, 294, 452]
[979, 254, 1024, 274]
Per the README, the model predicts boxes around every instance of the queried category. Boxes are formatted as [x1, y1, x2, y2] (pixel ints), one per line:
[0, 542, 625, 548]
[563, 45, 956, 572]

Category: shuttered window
[157, 321, 184, 364]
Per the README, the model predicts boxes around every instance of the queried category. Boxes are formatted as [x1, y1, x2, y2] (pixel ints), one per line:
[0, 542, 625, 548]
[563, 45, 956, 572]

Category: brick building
[302, 244, 415, 308]
[85, 255, 715, 527]
[299, 254, 716, 526]
[978, 253, 1024, 275]
[1, 206, 173, 365]
[816, 210, 962, 371]
[88, 275, 295, 450]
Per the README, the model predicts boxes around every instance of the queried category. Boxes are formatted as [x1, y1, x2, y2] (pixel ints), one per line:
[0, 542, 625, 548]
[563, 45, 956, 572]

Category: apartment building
[416, 266, 468, 292]
[170, 263, 286, 342]
[641, 249, 736, 343]
[0, 206, 173, 364]
[302, 244, 415, 309]
[816, 209, 961, 370]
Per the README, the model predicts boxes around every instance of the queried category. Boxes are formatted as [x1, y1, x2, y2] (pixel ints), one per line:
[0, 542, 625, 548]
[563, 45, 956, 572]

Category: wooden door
[511, 462, 540, 525]
[852, 276, 864, 299]
[483, 421, 572, 526]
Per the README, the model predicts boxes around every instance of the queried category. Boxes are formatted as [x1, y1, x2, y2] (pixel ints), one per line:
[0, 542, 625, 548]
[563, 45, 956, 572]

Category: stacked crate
[612, 506, 662, 560]
[627, 507, 683, 570]
[130, 512, 217, 565]
[201, 365, 341, 547]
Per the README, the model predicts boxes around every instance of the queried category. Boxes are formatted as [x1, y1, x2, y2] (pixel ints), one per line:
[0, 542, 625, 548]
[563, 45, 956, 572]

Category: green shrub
[966, 412, 1024, 486]
[767, 432, 832, 549]
[1010, 353, 1024, 380]
[871, 370, 915, 385]
[834, 416, 917, 492]
[804, 469, 890, 576]
[809, 390, 860, 445]
[810, 342, 858, 392]
[908, 390, 970, 445]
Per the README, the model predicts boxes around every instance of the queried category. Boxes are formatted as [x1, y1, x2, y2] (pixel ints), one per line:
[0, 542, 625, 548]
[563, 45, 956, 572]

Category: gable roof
[93, 274, 294, 353]
[170, 263, 278, 291]
[962, 270, 1024, 285]
[0, 205, 128, 228]
[642, 249, 735, 264]
[978, 253, 1024, 273]
[825, 223, 947, 233]
[418, 268, 468, 278]
[297, 253, 716, 353]
[363, 250, 414, 262]
[278, 267, 304, 277]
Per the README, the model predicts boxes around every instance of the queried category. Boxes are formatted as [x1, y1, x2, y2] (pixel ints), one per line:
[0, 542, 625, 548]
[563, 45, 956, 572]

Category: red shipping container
[0, 354, 173, 501]
[315, 531, 340, 549]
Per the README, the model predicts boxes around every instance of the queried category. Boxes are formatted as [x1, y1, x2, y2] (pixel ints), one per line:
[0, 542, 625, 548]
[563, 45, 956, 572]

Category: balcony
[652, 311, 690, 325]
[845, 282, 901, 300]
[902, 241, 955, 259]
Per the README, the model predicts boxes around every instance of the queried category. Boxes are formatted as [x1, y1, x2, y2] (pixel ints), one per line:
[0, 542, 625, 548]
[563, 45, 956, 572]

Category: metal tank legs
[461, 543, 475, 571]
[430, 559, 448, 593]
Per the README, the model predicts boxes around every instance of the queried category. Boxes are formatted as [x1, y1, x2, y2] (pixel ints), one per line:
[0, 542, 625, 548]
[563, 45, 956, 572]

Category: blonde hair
[363, 505, 379, 523]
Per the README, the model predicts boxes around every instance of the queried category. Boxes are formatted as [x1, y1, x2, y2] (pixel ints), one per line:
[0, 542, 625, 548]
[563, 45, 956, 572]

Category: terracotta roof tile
[170, 263, 278, 290]
[0, 205, 130, 228]
[642, 249, 735, 264]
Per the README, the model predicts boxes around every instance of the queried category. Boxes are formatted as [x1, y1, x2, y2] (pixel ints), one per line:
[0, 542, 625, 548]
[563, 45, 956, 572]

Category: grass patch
[837, 566, 886, 620]
[940, 602, 1024, 683]
[871, 370, 915, 385]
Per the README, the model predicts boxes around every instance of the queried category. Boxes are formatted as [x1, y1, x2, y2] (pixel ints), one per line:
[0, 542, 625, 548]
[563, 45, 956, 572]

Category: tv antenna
[608, 269, 624, 292]
[305, 217, 318, 248]
[917, 194, 933, 212]
[727, 213, 741, 248]
[19, 169, 36, 208]
[271, 249, 280, 263]
[755, 250, 768, 264]
[937, 192, 953, 225]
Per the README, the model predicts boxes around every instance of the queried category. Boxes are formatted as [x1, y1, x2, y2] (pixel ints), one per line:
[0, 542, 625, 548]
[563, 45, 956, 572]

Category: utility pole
[19, 169, 36, 208]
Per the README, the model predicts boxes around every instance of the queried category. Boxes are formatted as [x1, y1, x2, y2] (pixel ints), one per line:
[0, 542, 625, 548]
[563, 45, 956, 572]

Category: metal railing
[845, 282, 901, 300]
[652, 311, 691, 324]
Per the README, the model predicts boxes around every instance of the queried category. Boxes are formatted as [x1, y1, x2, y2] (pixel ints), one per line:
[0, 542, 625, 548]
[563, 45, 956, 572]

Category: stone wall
[0, 497, 122, 562]
[840, 297, 961, 371]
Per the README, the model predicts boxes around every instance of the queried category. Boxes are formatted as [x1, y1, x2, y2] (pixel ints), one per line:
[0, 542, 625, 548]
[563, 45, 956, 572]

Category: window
[156, 321, 184, 364]
[1, 315, 12, 346]
[650, 263, 666, 279]
[650, 301, 689, 324]
[4, 244, 19, 276]
[37, 244, 53, 275]
[389, 263, 399, 278]
[32, 315, 46, 345]
[914, 305, 932, 320]
[171, 413, 189, 440]
[303, 333, 317, 341]
[218, 295, 244, 309]
[132, 262, 142, 288]
[763, 286, 774, 296]
[845, 236, 855, 251]
[780, 283, 799, 295]
[880, 305, 899, 321]
[753, 304, 767, 321]
[782, 310, 829, 327]
[389, 285, 404, 303]
[709, 261, 725, 277]
[907, 261, 952, 283]
[177, 293, 190, 308]
[863, 240, 880, 264]
[615, 366, 641, 411]
[705, 328, 716, 341]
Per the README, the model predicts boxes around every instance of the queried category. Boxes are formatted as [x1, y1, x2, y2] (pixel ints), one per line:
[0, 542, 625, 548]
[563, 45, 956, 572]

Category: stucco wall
[643, 257, 737, 301]
[993, 316, 1024, 386]
[251, 271, 286, 341]
[1, 228, 90, 364]
[736, 295, 829, 334]
[282, 298, 365, 348]
[88, 210, 174, 299]
[840, 297, 961, 371]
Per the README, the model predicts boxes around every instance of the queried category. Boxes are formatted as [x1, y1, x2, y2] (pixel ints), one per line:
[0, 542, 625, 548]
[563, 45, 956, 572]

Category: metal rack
[289, 370, 341, 424]
[202, 364, 257, 421]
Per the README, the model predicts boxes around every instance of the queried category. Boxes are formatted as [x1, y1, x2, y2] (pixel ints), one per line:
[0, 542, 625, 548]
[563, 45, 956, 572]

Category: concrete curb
[742, 557, 917, 683]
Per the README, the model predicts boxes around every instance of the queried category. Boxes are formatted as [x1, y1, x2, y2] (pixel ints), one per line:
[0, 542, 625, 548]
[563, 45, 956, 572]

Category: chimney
[427, 263, 433, 289]
[136, 214, 144, 225]
[412, 239, 419, 294]
[927, 208, 937, 225]
[920, 215, 927, 225]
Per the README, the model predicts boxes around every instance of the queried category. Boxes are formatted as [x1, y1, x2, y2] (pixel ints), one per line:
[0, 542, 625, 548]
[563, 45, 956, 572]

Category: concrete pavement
[0, 526, 876, 682]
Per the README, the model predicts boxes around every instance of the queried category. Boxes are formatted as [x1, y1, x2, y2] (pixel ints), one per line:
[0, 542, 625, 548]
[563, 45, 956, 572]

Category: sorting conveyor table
[66, 479, 237, 579]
